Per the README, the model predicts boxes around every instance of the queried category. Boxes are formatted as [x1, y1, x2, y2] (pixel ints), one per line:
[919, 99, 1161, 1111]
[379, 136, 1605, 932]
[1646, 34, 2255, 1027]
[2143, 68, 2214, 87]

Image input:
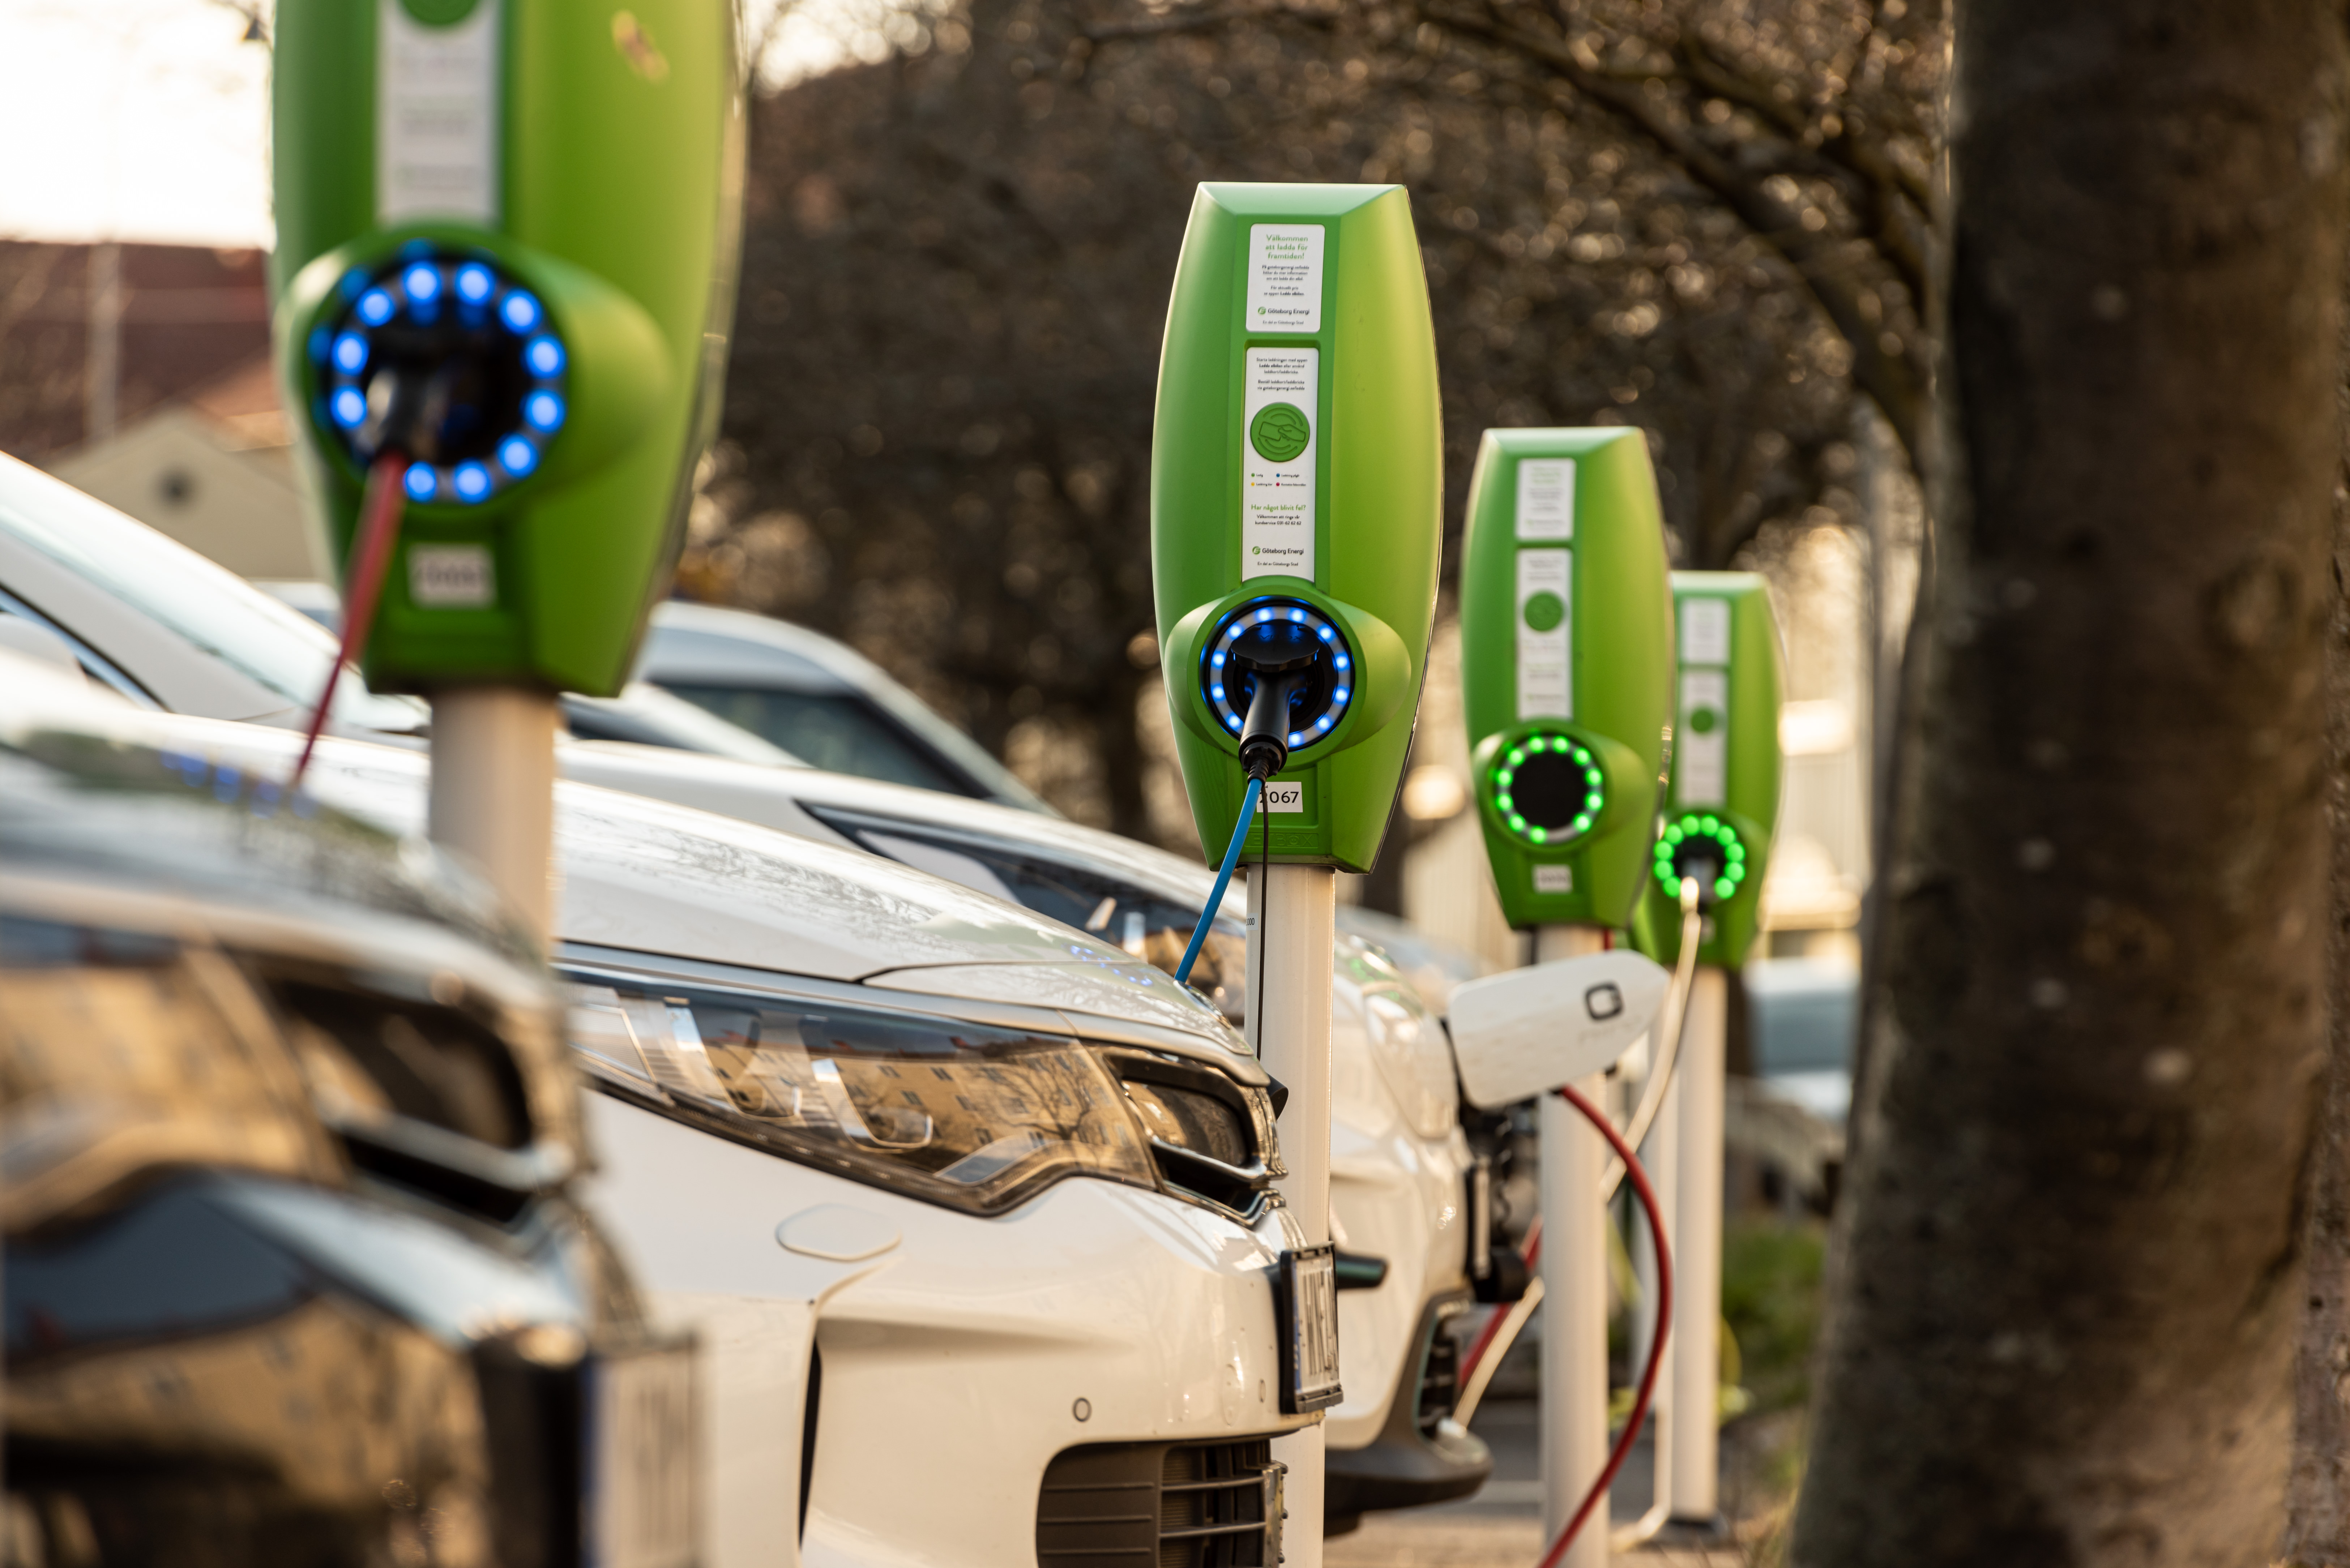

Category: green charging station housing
[1460, 428, 1673, 928]
[1632, 572, 1783, 968]
[270, 0, 741, 697]
[1152, 184, 1442, 873]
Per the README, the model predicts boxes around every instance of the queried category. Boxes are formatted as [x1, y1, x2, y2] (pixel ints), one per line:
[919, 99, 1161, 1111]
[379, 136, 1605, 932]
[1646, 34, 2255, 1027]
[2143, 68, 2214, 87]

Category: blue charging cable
[1174, 775, 1264, 987]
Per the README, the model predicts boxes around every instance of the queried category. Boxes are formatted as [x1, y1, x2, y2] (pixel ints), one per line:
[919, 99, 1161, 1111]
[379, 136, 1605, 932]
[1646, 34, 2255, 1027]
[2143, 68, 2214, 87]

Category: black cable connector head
[1238, 667, 1308, 779]
[1231, 617, 1322, 780]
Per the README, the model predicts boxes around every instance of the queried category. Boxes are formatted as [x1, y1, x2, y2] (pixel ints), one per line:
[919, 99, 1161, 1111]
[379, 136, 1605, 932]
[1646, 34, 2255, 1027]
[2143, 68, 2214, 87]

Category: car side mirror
[1444, 951, 1669, 1109]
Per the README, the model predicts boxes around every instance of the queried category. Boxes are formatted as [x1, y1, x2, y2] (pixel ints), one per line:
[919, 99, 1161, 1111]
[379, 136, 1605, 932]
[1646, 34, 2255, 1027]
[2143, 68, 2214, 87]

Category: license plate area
[1276, 1244, 1343, 1414]
[585, 1339, 700, 1568]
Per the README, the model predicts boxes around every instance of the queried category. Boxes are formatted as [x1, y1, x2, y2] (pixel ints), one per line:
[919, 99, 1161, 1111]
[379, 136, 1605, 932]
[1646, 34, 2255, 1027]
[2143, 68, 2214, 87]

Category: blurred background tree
[688, 0, 1945, 846]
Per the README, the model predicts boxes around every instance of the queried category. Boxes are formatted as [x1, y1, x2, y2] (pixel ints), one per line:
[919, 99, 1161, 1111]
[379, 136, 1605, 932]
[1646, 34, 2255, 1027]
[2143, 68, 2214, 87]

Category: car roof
[640, 601, 1051, 812]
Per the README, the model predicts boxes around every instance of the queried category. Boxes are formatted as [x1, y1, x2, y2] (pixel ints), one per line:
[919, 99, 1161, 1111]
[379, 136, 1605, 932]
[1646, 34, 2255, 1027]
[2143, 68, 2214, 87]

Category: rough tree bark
[1793, 3, 2347, 1564]
[2283, 166, 2350, 1568]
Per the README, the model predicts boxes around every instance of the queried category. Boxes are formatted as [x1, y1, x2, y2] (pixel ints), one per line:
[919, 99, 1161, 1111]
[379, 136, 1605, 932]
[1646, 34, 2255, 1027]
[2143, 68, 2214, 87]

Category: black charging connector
[1238, 663, 1311, 780]
[1230, 615, 1326, 780]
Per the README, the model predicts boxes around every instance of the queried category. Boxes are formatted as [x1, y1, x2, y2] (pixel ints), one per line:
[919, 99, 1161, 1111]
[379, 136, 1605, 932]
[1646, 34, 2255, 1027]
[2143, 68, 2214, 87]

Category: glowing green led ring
[1652, 812, 1749, 897]
[1487, 727, 1608, 849]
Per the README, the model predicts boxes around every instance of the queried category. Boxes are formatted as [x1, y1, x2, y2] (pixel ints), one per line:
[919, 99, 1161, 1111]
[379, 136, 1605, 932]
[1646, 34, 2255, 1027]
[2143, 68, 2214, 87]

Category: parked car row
[0, 454, 1510, 1561]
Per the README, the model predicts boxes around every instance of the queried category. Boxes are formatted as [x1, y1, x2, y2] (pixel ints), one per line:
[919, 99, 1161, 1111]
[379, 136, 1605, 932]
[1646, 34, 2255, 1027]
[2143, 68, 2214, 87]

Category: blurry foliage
[687, 0, 1945, 836]
[1723, 1214, 1827, 1415]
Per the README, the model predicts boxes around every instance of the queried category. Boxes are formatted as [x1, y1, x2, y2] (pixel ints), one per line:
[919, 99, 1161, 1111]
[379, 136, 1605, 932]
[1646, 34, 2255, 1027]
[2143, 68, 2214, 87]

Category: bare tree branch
[1424, 0, 1927, 462]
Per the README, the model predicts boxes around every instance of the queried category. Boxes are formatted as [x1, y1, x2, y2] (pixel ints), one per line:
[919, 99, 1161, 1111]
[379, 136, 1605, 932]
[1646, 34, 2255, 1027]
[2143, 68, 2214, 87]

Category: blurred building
[0, 239, 321, 579]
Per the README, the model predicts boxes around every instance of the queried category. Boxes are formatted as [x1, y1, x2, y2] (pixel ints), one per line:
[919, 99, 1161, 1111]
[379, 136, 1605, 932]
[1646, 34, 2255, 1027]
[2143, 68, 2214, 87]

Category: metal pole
[1535, 924, 1609, 1568]
[1253, 862, 1337, 1568]
[427, 686, 560, 949]
[1667, 966, 1728, 1527]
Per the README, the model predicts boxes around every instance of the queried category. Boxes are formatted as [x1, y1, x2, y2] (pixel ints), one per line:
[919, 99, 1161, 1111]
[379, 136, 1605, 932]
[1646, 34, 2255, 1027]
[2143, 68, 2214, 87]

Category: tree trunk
[1794, 4, 2347, 1564]
[2282, 193, 2350, 1568]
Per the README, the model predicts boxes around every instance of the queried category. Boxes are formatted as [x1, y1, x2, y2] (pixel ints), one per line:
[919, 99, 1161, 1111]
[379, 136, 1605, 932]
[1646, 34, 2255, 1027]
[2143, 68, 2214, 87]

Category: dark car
[0, 700, 697, 1568]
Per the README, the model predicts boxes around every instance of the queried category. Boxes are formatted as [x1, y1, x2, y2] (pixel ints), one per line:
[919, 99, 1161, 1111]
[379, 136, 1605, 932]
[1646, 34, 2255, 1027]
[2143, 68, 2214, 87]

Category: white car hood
[869, 959, 1248, 1058]
[0, 666, 1185, 986]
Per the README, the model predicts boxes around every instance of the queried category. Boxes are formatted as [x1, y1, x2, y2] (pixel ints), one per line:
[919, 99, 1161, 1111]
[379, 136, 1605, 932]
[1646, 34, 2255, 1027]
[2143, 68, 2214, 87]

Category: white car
[0, 456, 1494, 1525]
[634, 600, 1051, 810]
[3, 657, 1319, 1568]
[538, 742, 1497, 1528]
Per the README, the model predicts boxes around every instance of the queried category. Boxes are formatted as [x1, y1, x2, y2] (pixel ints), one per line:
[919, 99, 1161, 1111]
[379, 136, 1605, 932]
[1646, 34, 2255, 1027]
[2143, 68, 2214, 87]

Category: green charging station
[1152, 183, 1442, 873]
[1459, 429, 1674, 929]
[270, 0, 740, 697]
[1632, 573, 1783, 968]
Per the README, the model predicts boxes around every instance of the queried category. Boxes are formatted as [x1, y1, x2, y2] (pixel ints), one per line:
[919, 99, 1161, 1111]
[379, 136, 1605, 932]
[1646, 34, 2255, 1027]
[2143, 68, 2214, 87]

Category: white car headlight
[565, 970, 1274, 1220]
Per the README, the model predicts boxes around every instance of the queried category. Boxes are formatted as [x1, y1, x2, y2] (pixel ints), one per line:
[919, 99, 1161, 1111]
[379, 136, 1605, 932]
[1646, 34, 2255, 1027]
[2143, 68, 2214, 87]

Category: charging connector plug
[1231, 617, 1324, 780]
[1238, 663, 1311, 780]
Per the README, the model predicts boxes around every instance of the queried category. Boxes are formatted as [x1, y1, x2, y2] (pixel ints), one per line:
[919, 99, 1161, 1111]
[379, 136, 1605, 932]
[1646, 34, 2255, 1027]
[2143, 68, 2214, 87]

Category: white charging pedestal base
[427, 685, 560, 949]
[1534, 924, 1611, 1568]
[1631, 1051, 1680, 1530]
[1250, 862, 1337, 1568]
[1668, 966, 1727, 1526]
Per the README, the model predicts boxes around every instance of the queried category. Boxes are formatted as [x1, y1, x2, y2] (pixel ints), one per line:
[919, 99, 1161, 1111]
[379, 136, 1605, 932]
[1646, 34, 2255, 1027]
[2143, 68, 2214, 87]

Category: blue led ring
[1200, 597, 1355, 754]
[313, 248, 569, 507]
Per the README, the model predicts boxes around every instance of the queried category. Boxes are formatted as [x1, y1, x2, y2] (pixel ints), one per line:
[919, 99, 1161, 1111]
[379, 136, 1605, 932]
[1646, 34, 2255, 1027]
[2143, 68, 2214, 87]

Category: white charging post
[1668, 968, 1727, 1525]
[1249, 864, 1339, 1556]
[427, 687, 562, 946]
[1536, 924, 1613, 1568]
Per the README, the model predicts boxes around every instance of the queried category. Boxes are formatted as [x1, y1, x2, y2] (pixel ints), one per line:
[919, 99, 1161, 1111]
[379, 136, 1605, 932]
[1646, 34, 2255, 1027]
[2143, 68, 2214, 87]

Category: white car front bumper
[580, 1092, 1314, 1568]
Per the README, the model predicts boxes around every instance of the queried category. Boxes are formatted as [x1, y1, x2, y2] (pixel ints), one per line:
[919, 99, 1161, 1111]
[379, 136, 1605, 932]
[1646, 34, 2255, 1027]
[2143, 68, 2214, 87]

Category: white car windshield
[0, 461, 426, 734]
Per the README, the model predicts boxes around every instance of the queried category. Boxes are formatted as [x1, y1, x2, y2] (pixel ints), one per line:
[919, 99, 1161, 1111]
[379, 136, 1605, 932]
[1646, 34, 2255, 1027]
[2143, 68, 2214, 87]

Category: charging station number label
[410, 544, 497, 609]
[1242, 347, 1318, 582]
[1247, 224, 1325, 333]
[1262, 781, 1305, 813]
[1516, 548, 1571, 720]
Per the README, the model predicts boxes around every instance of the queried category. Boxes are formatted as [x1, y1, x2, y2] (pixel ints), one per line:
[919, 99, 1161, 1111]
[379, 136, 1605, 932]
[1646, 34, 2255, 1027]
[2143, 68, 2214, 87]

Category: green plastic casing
[269, 0, 742, 696]
[1151, 184, 1442, 873]
[1460, 429, 1674, 928]
[1632, 573, 1783, 968]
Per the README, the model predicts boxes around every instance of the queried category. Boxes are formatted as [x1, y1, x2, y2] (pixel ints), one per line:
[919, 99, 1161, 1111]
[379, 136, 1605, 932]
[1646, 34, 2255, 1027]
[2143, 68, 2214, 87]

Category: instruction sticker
[1680, 597, 1731, 665]
[1515, 458, 1575, 541]
[1263, 781, 1306, 814]
[1533, 865, 1574, 894]
[378, 0, 501, 224]
[1247, 225, 1325, 333]
[1515, 548, 1571, 720]
[1676, 668, 1729, 807]
[410, 543, 496, 609]
[1243, 347, 1318, 582]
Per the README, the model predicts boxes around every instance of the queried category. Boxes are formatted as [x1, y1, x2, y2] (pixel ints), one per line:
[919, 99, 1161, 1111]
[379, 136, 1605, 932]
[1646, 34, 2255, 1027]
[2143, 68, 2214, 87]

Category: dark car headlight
[565, 971, 1277, 1220]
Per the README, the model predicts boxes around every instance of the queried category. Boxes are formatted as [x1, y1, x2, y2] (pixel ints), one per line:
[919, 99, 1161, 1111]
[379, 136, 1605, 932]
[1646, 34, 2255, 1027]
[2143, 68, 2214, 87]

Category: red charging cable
[287, 453, 409, 794]
[1532, 1080, 1671, 1567]
[1455, 1090, 1672, 1566]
